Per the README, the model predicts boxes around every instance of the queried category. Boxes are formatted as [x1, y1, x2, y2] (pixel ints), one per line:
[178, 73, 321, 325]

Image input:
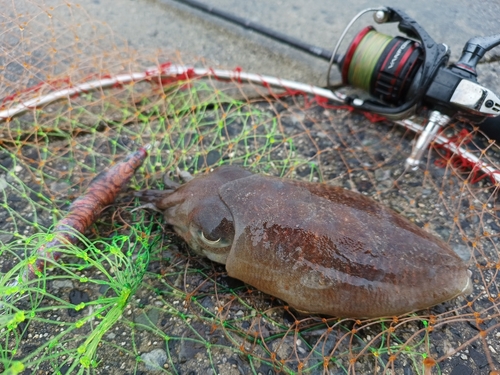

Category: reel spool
[328, 7, 451, 119]
[340, 26, 423, 106]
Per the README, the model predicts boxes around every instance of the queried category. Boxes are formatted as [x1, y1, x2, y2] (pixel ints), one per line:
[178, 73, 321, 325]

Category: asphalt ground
[78, 0, 500, 89]
[3, 1, 500, 374]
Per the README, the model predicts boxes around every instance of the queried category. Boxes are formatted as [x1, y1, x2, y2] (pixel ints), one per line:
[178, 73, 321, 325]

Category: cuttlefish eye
[192, 217, 233, 248]
[188, 199, 235, 250]
[199, 231, 221, 246]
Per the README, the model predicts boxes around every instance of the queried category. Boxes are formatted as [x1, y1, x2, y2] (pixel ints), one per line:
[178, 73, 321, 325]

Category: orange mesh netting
[0, 1, 499, 374]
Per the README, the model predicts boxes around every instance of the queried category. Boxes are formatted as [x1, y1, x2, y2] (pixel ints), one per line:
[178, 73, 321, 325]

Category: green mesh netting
[1, 1, 499, 374]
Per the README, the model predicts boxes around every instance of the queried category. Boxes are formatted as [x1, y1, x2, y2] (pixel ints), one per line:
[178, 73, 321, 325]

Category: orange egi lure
[25, 145, 149, 280]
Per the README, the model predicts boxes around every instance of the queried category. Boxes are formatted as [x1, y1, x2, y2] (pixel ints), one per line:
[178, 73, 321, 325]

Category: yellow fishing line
[348, 31, 392, 91]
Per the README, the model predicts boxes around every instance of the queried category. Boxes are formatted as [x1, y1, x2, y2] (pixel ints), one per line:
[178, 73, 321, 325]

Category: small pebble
[374, 168, 391, 182]
[52, 280, 73, 290]
[0, 176, 7, 192]
[141, 348, 167, 371]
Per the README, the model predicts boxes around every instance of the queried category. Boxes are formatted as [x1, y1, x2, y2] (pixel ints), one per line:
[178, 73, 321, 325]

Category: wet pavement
[79, 0, 500, 88]
[3, 1, 500, 374]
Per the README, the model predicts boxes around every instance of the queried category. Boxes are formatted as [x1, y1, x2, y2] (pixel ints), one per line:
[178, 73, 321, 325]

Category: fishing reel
[330, 7, 500, 120]
[329, 7, 500, 168]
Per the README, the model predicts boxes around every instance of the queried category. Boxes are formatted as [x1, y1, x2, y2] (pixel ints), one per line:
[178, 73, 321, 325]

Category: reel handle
[405, 111, 450, 169]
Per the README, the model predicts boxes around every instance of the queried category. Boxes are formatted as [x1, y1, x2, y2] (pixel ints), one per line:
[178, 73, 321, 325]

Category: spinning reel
[329, 7, 500, 168]
[161, 1, 500, 168]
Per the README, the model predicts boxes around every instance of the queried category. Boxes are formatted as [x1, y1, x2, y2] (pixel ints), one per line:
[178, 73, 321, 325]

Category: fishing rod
[170, 0, 336, 61]
[170, 1, 500, 168]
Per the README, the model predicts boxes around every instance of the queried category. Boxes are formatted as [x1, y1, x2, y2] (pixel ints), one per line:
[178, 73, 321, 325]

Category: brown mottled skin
[138, 165, 472, 318]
